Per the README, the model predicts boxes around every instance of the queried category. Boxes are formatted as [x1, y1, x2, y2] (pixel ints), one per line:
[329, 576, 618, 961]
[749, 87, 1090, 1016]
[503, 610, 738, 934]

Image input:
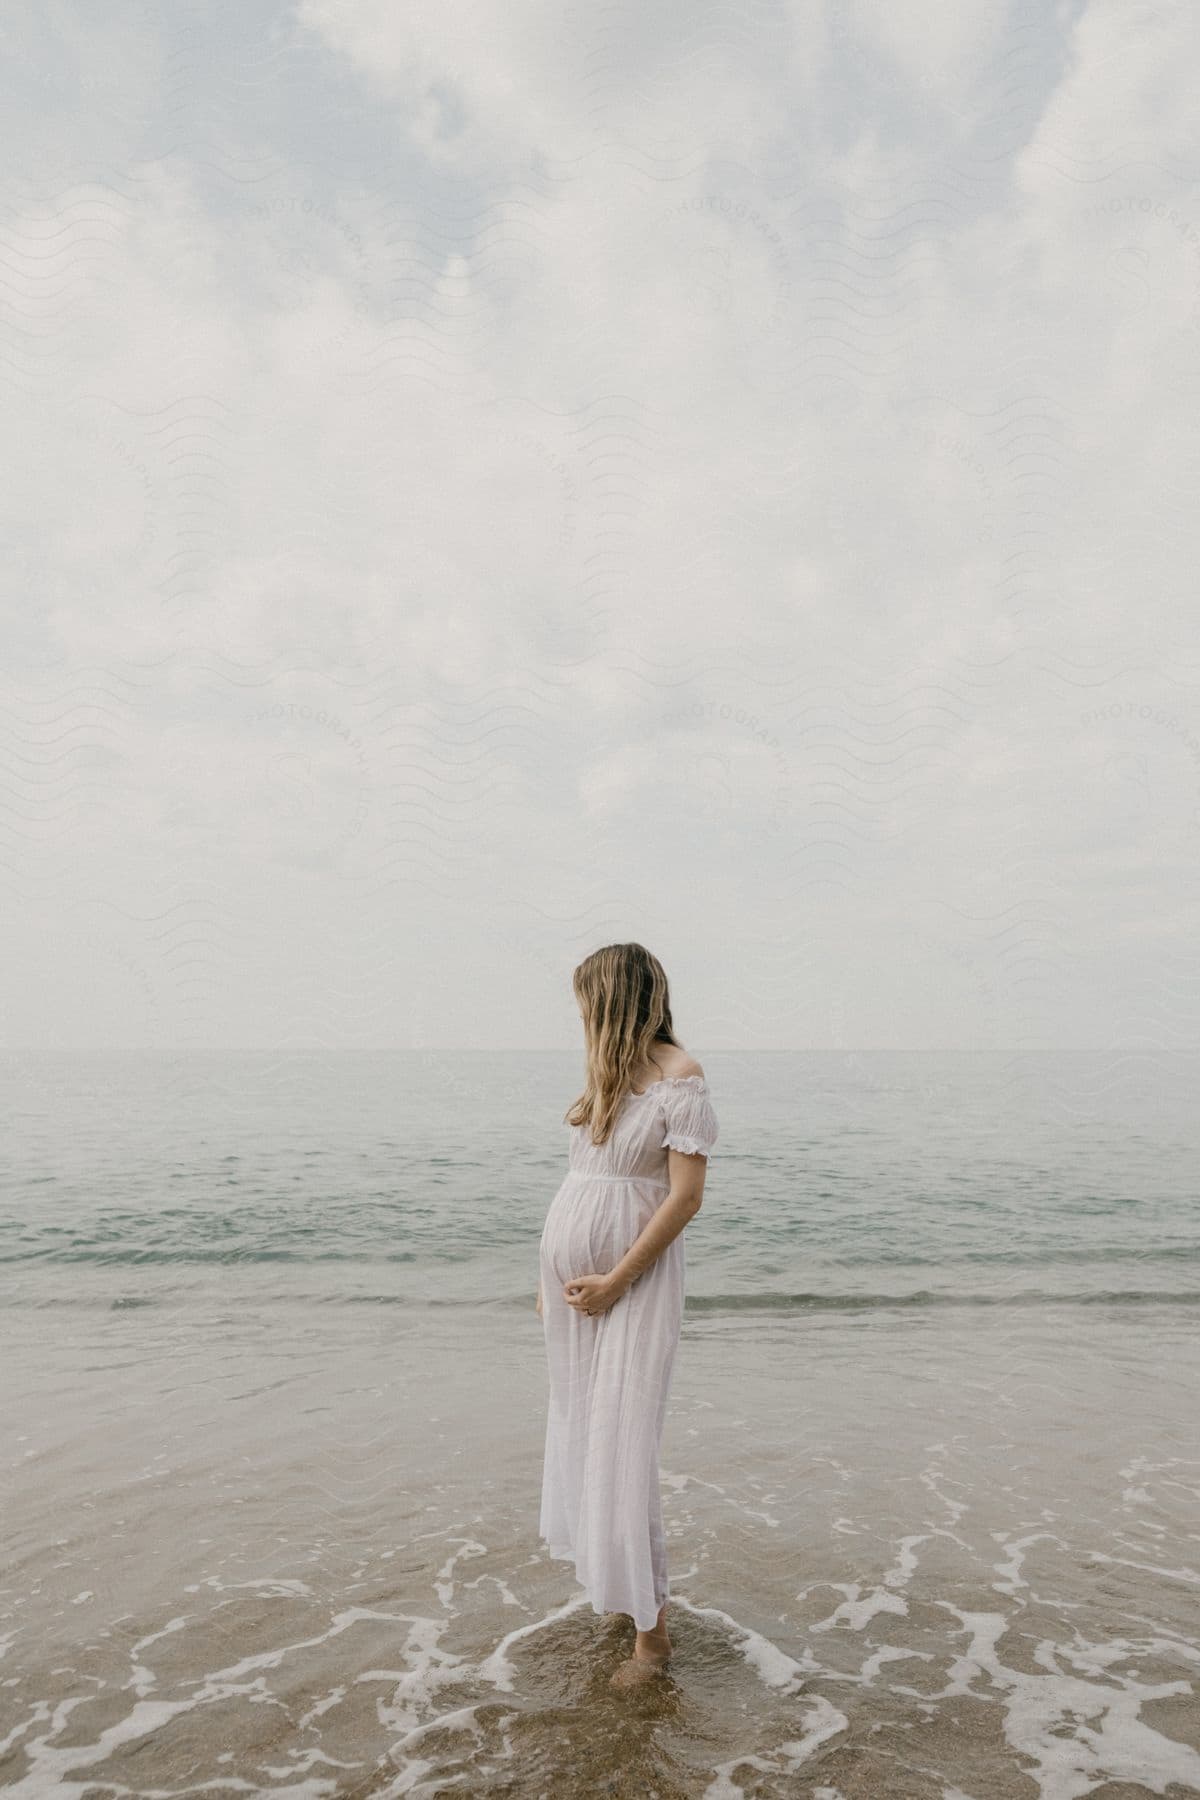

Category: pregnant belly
[540, 1179, 664, 1285]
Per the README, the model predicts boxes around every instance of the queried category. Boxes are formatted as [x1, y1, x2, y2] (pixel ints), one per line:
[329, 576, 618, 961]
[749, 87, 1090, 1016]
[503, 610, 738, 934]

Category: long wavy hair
[565, 943, 681, 1145]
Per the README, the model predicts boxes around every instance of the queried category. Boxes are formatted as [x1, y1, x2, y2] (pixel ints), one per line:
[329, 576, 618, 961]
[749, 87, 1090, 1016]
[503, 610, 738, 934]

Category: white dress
[538, 1074, 720, 1632]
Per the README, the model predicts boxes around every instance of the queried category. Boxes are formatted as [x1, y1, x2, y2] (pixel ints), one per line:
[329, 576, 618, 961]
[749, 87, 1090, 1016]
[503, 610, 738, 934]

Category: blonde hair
[565, 942, 680, 1144]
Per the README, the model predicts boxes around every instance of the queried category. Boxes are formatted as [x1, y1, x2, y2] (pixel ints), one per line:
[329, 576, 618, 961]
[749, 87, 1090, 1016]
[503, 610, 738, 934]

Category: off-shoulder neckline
[626, 1073, 707, 1100]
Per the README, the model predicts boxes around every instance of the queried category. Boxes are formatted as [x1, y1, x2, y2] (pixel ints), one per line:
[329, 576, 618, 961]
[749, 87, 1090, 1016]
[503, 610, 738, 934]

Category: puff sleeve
[660, 1077, 719, 1160]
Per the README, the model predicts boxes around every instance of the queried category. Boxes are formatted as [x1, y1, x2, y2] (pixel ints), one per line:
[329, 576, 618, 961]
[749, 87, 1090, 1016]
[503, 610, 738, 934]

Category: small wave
[8, 1286, 1200, 1314]
[0, 1249, 421, 1266]
[682, 1288, 1200, 1311]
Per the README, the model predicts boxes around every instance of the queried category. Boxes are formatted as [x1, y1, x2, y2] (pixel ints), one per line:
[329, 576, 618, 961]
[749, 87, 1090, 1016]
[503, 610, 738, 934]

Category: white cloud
[2, 0, 1198, 1051]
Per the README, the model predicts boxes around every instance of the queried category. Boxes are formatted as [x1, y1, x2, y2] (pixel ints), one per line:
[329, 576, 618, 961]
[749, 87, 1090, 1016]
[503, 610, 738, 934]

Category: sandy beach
[5, 1286, 1200, 1796]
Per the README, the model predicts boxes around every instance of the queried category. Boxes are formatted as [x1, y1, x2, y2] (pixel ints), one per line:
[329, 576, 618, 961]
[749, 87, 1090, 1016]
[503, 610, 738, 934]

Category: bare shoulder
[630, 1044, 706, 1091]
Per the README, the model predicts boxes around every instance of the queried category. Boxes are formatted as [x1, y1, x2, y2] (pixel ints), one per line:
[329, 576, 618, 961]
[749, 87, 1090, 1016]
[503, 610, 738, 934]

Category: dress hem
[540, 1540, 667, 1632]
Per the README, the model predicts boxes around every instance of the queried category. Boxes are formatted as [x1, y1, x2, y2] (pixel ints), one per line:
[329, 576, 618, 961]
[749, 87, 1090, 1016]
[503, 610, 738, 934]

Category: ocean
[3, 1049, 1199, 1797]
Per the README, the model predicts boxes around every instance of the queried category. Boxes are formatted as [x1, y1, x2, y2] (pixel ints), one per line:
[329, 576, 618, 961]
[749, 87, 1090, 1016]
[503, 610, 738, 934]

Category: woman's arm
[563, 1149, 707, 1316]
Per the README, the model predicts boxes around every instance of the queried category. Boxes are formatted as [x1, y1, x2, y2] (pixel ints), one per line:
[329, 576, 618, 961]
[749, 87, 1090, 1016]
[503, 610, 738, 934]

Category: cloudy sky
[2, 0, 1198, 1052]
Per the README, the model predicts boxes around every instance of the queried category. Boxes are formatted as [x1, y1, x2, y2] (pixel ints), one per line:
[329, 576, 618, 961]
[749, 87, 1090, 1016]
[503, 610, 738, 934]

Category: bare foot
[609, 1610, 671, 1688]
[610, 1646, 669, 1688]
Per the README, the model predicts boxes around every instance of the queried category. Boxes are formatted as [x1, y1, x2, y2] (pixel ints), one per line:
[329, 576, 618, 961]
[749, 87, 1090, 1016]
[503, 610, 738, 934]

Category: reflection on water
[5, 1297, 1200, 1796]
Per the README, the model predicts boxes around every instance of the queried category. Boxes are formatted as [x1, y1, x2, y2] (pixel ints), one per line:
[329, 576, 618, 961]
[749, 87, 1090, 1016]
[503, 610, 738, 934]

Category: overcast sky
[2, 0, 1199, 1053]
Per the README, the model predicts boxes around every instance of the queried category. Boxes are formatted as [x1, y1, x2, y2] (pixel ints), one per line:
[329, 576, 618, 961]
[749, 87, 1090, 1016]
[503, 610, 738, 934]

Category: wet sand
[4, 1284, 1200, 1797]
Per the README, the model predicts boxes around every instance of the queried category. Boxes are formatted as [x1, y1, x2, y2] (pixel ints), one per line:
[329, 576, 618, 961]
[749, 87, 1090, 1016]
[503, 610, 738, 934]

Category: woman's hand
[535, 1284, 543, 1318]
[564, 1273, 627, 1317]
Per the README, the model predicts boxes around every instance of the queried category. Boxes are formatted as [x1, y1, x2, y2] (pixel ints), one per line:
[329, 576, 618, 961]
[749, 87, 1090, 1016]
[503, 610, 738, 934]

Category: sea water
[3, 1049, 1198, 1797]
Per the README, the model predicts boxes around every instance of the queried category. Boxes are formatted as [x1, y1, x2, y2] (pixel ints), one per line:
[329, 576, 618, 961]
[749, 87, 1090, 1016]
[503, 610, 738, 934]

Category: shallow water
[3, 1050, 1199, 1795]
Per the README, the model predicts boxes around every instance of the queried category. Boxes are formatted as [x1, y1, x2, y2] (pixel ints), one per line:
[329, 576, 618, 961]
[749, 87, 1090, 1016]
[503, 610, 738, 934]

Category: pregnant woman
[537, 942, 719, 1688]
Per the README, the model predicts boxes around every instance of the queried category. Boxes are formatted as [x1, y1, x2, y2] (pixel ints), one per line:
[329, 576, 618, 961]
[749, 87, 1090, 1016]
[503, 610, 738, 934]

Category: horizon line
[0, 1046, 1170, 1057]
